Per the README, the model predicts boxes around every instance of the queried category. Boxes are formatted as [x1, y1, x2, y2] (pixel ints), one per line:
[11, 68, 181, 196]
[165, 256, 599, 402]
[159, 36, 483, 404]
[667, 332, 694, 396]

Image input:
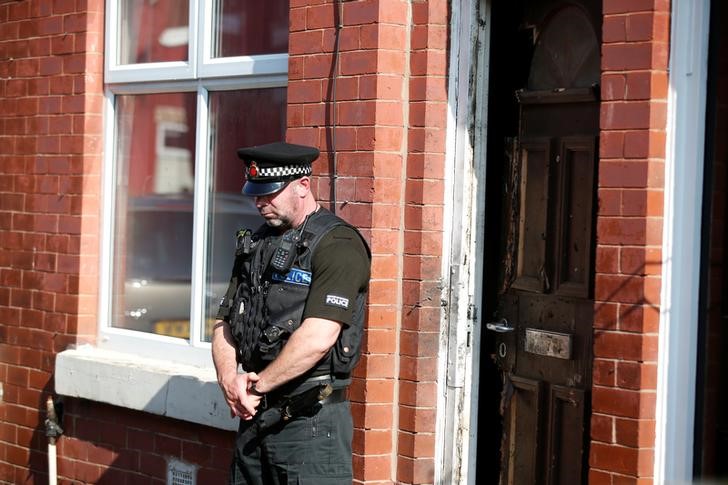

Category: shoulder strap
[301, 208, 371, 256]
[301, 208, 344, 250]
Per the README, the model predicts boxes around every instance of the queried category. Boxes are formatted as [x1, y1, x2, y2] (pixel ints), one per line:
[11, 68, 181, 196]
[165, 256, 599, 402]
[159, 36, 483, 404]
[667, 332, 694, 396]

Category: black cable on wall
[327, 0, 344, 214]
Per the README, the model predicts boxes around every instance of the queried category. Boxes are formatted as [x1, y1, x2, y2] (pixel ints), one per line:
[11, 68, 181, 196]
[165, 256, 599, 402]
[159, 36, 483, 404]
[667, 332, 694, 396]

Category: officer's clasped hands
[222, 371, 261, 420]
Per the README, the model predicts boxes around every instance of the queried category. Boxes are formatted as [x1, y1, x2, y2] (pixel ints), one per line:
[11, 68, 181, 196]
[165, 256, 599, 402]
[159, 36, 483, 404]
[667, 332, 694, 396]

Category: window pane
[202, 88, 287, 341]
[212, 0, 289, 58]
[112, 93, 198, 339]
[119, 0, 189, 65]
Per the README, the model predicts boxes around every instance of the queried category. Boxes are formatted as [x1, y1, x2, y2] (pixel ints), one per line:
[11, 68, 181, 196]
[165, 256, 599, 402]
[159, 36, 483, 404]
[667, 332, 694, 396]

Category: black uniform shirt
[303, 225, 370, 327]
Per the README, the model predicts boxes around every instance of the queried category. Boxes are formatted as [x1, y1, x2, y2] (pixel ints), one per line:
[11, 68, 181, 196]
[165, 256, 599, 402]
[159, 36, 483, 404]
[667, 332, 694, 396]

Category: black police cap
[237, 142, 320, 196]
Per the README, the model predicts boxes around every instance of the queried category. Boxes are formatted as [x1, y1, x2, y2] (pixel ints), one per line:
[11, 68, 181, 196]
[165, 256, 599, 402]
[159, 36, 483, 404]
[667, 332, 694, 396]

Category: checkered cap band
[247, 163, 312, 179]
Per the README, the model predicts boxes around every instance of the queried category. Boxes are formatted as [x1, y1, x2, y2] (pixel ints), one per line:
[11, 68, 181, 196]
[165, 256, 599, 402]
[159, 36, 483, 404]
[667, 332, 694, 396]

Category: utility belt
[259, 387, 348, 413]
[259, 374, 349, 411]
[238, 378, 349, 445]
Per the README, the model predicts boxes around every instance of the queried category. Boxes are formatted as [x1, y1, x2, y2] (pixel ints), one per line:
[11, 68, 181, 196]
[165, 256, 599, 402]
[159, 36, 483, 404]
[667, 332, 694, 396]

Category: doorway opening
[476, 0, 529, 482]
[476, 1, 601, 483]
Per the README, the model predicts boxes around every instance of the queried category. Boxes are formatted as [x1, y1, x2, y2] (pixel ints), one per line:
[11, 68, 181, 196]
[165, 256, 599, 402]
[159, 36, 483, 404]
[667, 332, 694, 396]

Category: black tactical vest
[227, 208, 369, 378]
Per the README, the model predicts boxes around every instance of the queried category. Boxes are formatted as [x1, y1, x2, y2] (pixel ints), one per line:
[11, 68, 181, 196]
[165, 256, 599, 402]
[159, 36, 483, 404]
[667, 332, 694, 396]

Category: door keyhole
[498, 342, 507, 358]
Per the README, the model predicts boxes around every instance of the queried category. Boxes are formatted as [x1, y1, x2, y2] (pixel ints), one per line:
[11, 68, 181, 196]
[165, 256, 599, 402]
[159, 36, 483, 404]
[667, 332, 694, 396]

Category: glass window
[118, 0, 190, 64]
[212, 0, 289, 58]
[202, 88, 287, 341]
[103, 0, 288, 361]
[111, 93, 197, 337]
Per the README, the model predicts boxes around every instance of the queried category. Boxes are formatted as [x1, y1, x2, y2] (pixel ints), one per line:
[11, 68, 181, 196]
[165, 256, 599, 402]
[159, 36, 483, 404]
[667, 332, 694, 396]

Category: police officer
[212, 141, 371, 484]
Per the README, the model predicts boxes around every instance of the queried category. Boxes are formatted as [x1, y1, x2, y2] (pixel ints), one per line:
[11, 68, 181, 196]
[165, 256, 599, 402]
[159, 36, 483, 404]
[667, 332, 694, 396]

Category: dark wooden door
[488, 3, 600, 484]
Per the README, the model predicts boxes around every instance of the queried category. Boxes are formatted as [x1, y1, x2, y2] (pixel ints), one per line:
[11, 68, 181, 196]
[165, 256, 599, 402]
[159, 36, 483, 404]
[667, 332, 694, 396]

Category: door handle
[486, 318, 515, 333]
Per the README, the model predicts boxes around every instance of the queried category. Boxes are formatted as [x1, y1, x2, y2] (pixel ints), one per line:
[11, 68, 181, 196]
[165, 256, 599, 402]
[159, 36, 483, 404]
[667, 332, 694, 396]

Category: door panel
[546, 386, 585, 485]
[513, 139, 552, 293]
[554, 137, 596, 298]
[504, 376, 542, 485]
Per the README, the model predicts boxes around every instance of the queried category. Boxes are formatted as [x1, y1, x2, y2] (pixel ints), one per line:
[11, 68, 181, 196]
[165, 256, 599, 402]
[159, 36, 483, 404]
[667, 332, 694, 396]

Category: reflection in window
[112, 93, 197, 338]
[200, 88, 287, 342]
[212, 0, 289, 58]
[119, 0, 189, 64]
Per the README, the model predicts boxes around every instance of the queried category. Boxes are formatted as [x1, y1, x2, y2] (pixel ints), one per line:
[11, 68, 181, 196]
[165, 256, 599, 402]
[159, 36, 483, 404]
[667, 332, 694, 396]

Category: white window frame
[97, 0, 289, 368]
[104, 0, 197, 83]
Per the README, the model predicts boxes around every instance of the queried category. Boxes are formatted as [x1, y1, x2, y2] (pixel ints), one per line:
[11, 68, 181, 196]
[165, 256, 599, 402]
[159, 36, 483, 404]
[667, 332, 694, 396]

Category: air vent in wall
[167, 458, 196, 485]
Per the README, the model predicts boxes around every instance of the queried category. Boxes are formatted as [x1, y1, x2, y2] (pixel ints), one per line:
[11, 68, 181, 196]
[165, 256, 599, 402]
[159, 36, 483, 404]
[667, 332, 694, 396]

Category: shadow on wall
[25, 388, 235, 484]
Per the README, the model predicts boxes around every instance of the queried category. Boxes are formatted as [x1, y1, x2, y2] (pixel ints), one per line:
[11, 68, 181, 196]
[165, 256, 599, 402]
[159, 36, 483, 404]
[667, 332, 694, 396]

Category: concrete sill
[55, 345, 238, 431]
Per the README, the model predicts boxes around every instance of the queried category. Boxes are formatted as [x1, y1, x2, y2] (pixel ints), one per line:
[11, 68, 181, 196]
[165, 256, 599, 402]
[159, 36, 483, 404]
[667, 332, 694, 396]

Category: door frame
[435, 0, 491, 483]
[437, 0, 715, 483]
[654, 0, 711, 481]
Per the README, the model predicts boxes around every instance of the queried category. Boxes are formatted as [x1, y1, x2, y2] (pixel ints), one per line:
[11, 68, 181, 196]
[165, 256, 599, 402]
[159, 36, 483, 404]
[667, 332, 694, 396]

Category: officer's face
[254, 181, 300, 229]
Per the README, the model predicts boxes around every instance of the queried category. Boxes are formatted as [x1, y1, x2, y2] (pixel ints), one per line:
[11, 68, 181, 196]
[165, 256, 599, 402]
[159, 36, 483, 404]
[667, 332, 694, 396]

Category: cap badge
[249, 161, 259, 178]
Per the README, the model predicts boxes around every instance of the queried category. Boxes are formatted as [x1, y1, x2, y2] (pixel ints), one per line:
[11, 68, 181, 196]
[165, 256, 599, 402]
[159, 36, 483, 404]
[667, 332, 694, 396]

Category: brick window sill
[55, 345, 238, 431]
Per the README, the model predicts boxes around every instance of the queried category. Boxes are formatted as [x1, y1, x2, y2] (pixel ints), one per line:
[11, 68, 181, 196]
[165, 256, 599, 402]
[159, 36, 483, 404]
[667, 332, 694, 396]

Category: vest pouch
[230, 286, 250, 345]
[258, 323, 291, 361]
[332, 295, 365, 375]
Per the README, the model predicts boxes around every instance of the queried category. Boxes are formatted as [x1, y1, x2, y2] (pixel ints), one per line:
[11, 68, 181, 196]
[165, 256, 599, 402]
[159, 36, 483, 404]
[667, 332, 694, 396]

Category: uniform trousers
[230, 400, 353, 485]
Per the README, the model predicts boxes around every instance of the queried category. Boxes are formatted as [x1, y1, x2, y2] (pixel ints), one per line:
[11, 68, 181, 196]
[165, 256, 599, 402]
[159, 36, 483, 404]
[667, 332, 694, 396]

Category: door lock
[486, 318, 515, 333]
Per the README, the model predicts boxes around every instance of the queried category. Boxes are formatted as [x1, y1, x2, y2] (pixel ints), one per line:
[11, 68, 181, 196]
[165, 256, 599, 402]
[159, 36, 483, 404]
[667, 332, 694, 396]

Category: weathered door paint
[486, 2, 600, 484]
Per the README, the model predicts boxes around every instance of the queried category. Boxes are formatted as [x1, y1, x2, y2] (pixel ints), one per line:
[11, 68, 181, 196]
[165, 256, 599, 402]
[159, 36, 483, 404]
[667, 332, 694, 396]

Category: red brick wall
[590, 0, 670, 482]
[398, 1, 447, 483]
[288, 0, 446, 483]
[55, 401, 231, 483]
[0, 1, 238, 483]
[0, 0, 102, 481]
[0, 0, 447, 483]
